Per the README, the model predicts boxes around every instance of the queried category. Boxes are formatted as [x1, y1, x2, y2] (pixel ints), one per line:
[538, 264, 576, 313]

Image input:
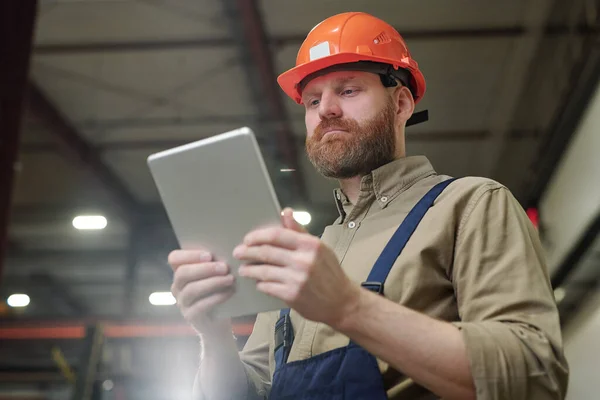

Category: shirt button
[348, 221, 356, 229]
[381, 196, 388, 202]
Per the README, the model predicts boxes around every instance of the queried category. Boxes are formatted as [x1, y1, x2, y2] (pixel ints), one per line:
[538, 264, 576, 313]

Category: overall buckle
[274, 314, 293, 352]
[361, 281, 384, 295]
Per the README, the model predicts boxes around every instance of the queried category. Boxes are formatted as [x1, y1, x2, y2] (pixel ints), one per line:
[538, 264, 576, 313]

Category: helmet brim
[277, 52, 425, 104]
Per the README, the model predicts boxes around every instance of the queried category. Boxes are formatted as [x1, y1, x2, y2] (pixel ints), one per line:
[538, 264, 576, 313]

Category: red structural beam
[0, 321, 255, 339]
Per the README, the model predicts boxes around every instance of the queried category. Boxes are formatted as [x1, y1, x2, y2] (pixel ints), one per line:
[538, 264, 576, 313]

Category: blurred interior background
[1, 1, 600, 399]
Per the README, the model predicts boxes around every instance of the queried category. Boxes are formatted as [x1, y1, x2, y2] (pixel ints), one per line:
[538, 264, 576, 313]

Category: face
[302, 71, 398, 179]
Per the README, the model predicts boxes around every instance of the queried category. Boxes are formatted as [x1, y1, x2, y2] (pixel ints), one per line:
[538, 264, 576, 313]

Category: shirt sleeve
[238, 311, 277, 399]
[451, 184, 569, 399]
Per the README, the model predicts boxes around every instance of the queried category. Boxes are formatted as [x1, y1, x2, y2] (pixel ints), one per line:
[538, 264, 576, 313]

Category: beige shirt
[238, 156, 569, 399]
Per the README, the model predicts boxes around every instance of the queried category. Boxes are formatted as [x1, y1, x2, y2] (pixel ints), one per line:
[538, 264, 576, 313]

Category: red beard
[306, 100, 397, 179]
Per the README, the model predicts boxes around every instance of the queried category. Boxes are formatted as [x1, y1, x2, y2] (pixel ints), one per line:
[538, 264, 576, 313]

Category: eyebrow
[302, 76, 361, 98]
[335, 76, 359, 85]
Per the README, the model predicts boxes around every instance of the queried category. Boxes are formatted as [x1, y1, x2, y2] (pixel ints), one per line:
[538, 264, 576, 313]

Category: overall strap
[361, 178, 457, 294]
[274, 308, 293, 372]
[274, 178, 456, 371]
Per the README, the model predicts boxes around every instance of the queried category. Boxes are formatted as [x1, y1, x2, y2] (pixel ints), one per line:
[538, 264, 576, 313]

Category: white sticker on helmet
[309, 41, 330, 61]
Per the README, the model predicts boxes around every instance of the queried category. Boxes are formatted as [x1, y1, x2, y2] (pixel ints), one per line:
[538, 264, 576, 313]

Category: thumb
[281, 207, 305, 233]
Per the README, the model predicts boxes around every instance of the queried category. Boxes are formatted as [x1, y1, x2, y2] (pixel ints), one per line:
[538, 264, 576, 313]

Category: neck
[337, 134, 406, 205]
[338, 176, 363, 205]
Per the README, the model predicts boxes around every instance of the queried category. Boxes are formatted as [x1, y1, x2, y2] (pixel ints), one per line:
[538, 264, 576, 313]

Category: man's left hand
[233, 208, 361, 326]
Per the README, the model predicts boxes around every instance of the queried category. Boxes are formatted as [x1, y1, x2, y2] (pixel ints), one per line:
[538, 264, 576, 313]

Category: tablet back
[147, 127, 286, 318]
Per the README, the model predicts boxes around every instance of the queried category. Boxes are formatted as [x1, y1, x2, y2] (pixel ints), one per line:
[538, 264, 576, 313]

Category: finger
[168, 249, 212, 270]
[238, 264, 302, 283]
[172, 262, 229, 294]
[256, 281, 293, 302]
[242, 226, 301, 249]
[233, 244, 294, 266]
[182, 289, 235, 323]
[177, 275, 235, 308]
[282, 208, 306, 233]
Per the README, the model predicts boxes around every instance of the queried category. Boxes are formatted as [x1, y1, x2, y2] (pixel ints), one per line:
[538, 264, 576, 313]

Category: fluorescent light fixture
[293, 211, 311, 226]
[553, 287, 566, 303]
[7, 294, 30, 308]
[149, 292, 176, 306]
[280, 168, 296, 172]
[73, 215, 107, 230]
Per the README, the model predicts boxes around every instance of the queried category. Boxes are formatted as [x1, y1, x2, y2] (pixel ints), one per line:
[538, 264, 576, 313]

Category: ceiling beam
[25, 82, 141, 221]
[221, 0, 306, 206]
[552, 212, 600, 289]
[476, 0, 557, 178]
[1, 274, 167, 288]
[5, 249, 129, 268]
[0, 0, 39, 287]
[31, 25, 600, 55]
[8, 203, 169, 226]
[19, 130, 545, 154]
[24, 82, 155, 311]
[124, 224, 143, 316]
[30, 272, 89, 316]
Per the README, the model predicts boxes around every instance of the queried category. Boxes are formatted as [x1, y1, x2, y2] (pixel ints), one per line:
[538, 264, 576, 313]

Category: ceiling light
[293, 211, 311, 226]
[149, 292, 176, 306]
[73, 215, 107, 230]
[280, 168, 296, 172]
[102, 380, 114, 391]
[7, 294, 30, 308]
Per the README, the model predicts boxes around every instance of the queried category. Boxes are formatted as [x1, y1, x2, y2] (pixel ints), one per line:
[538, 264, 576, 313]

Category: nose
[318, 91, 342, 120]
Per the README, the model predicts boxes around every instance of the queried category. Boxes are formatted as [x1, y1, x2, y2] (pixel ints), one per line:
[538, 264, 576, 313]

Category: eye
[341, 88, 358, 96]
[308, 99, 320, 107]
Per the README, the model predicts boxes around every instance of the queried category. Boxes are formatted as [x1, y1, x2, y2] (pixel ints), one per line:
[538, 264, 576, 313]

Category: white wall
[564, 291, 600, 400]
[538, 76, 600, 399]
[539, 78, 600, 275]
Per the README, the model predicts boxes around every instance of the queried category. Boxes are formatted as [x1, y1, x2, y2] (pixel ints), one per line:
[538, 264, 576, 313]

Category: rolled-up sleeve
[451, 184, 569, 399]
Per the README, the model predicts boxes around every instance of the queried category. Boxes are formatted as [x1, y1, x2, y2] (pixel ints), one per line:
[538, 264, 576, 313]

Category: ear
[392, 85, 415, 125]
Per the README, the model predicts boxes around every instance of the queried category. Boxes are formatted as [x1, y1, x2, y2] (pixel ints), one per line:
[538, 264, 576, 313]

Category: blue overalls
[269, 178, 456, 400]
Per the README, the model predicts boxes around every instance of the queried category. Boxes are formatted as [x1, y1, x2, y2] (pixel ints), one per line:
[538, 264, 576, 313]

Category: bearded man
[168, 12, 569, 400]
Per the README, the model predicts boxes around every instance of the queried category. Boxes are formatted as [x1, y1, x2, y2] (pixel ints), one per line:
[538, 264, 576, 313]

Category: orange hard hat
[277, 12, 426, 105]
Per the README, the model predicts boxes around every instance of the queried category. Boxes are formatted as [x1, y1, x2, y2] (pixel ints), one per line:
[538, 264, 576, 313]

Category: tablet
[147, 127, 287, 319]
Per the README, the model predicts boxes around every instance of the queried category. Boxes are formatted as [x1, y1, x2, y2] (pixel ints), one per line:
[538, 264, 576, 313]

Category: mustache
[313, 118, 356, 139]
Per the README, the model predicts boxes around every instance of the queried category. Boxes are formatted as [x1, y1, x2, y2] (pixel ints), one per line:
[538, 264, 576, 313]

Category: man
[169, 12, 569, 399]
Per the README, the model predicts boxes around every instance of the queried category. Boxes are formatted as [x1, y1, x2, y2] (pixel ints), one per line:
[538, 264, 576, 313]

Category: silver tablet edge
[146, 126, 254, 164]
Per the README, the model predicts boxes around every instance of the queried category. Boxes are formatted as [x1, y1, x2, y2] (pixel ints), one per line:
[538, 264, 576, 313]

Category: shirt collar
[332, 156, 436, 219]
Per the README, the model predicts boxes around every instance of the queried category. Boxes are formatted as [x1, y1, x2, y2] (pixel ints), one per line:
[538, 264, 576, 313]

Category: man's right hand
[170, 250, 250, 400]
[168, 249, 236, 337]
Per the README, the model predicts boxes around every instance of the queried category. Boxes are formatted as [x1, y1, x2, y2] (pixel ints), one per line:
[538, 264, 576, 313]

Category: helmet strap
[407, 110, 429, 127]
[379, 73, 399, 88]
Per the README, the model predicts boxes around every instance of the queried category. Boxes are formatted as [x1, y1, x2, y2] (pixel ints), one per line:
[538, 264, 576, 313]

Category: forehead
[301, 70, 379, 93]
